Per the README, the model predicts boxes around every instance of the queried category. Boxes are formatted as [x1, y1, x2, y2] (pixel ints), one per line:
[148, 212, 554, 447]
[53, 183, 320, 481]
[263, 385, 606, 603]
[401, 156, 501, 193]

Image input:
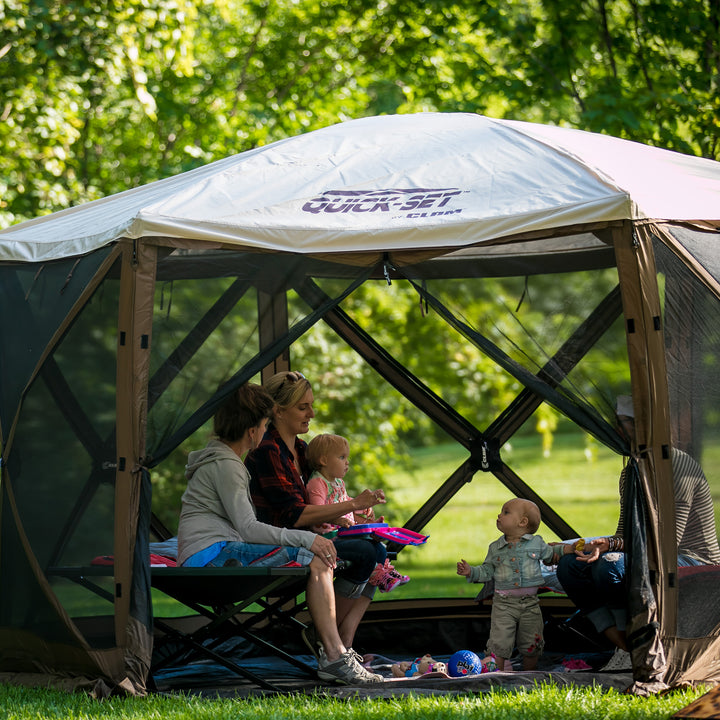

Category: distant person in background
[557, 395, 720, 671]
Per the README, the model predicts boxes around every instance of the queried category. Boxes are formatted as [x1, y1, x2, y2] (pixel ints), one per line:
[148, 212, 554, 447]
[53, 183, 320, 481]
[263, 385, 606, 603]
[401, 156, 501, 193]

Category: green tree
[4, 0, 720, 229]
[367, 0, 720, 157]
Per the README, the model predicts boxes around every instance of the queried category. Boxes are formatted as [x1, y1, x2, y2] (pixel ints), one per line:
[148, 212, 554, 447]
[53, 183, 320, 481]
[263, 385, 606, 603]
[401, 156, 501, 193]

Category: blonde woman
[246, 371, 386, 669]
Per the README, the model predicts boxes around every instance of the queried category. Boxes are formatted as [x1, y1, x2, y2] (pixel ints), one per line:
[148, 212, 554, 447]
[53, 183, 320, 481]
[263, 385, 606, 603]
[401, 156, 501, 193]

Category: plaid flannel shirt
[246, 425, 311, 529]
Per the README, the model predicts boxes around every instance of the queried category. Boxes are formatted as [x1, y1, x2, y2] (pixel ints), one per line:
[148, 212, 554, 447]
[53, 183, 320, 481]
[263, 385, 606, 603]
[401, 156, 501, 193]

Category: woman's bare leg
[305, 557, 345, 661]
[335, 594, 372, 649]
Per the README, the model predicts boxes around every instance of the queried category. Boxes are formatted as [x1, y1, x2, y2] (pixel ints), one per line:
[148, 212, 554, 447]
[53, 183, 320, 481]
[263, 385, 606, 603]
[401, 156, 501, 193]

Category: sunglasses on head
[281, 371, 306, 388]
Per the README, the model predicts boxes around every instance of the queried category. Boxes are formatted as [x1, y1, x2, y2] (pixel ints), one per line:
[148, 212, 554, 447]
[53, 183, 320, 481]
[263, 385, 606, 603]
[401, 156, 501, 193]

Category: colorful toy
[373, 526, 428, 545]
[336, 522, 387, 537]
[480, 653, 498, 673]
[391, 654, 448, 678]
[447, 649, 496, 676]
[336, 522, 429, 545]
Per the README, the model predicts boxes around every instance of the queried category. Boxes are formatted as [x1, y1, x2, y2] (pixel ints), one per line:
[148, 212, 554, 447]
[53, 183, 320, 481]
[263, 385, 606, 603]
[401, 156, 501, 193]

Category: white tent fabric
[3, 112, 720, 263]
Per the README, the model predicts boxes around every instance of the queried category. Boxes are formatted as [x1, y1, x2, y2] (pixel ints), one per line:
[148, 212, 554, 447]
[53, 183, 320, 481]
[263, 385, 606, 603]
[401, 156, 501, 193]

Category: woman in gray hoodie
[177, 383, 383, 685]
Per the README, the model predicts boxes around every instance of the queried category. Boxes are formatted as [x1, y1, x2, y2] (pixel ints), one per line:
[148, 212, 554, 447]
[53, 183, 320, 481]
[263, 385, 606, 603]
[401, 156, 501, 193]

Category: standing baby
[457, 497, 573, 671]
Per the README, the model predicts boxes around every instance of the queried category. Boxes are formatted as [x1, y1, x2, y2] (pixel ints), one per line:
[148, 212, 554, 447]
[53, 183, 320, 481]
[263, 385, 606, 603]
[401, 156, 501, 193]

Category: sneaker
[301, 624, 322, 661]
[347, 647, 370, 667]
[377, 572, 402, 593]
[388, 568, 410, 586]
[599, 648, 632, 672]
[368, 561, 387, 586]
[368, 560, 407, 593]
[370, 563, 401, 593]
[317, 647, 384, 684]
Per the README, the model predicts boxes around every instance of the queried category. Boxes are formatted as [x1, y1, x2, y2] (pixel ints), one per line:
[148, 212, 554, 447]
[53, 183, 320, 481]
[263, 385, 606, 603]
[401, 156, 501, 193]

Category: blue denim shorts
[206, 541, 314, 568]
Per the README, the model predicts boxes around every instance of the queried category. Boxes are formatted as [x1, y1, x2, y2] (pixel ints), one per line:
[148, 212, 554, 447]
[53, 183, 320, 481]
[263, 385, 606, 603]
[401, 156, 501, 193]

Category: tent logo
[302, 188, 464, 218]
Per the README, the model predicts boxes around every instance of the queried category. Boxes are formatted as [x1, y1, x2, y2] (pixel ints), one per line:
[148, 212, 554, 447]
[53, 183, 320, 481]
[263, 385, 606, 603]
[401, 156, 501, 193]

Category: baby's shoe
[388, 566, 410, 586]
[369, 559, 409, 593]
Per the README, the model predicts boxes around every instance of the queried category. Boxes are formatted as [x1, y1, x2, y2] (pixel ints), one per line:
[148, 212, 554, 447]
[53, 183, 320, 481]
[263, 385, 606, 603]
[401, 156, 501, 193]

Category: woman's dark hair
[213, 383, 275, 442]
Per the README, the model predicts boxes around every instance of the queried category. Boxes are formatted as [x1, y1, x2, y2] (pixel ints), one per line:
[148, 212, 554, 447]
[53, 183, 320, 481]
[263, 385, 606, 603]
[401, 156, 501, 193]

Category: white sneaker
[599, 648, 632, 672]
[317, 647, 384, 684]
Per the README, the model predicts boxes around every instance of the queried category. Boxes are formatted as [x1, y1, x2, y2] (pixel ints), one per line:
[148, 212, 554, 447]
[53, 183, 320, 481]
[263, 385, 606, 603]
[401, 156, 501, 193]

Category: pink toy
[336, 523, 429, 545]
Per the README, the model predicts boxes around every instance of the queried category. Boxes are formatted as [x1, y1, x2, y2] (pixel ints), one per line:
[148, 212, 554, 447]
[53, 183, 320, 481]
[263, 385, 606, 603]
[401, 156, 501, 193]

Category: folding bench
[48, 564, 313, 692]
[150, 565, 313, 690]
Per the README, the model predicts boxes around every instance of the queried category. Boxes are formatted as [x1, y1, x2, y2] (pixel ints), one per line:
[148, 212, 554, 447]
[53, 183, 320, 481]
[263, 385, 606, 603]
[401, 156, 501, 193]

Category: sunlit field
[376, 432, 625, 600]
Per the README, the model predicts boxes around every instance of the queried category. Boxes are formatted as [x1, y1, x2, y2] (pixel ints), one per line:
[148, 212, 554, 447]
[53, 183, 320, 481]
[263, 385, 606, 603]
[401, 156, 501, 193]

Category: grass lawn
[373, 431, 625, 601]
[0, 681, 709, 719]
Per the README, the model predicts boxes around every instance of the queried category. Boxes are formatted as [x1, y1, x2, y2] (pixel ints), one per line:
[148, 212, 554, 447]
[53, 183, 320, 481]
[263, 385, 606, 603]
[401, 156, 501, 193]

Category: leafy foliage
[2, 0, 719, 228]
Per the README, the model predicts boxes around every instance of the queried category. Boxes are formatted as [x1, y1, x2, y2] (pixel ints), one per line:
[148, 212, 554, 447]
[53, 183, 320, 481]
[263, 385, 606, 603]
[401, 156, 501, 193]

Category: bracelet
[607, 536, 624, 552]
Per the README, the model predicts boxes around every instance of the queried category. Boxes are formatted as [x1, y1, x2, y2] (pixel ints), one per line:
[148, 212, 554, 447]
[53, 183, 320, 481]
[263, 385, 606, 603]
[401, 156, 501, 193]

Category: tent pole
[487, 285, 623, 443]
[296, 279, 578, 540]
[258, 290, 290, 383]
[147, 277, 254, 411]
[297, 278, 622, 542]
[614, 221, 676, 683]
[115, 239, 157, 692]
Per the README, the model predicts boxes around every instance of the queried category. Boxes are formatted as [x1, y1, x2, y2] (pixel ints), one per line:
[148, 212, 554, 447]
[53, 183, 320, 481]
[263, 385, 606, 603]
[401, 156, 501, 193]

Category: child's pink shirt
[306, 470, 354, 532]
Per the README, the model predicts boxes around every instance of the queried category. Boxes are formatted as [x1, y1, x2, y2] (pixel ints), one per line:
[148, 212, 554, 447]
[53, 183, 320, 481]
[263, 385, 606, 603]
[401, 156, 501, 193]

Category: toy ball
[448, 649, 484, 677]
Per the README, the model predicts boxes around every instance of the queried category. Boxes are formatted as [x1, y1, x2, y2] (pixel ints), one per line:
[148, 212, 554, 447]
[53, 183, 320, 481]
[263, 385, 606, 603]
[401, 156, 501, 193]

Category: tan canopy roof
[2, 113, 720, 263]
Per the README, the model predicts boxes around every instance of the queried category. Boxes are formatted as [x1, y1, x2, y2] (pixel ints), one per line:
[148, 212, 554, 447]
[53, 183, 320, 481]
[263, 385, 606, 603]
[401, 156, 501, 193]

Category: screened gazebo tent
[2, 113, 720, 695]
